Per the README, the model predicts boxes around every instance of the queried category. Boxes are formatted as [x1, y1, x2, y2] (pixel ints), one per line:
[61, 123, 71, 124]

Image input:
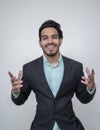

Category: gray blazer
[12, 56, 95, 130]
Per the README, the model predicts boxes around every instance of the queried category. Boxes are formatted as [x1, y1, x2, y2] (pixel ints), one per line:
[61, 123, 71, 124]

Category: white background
[0, 0, 100, 130]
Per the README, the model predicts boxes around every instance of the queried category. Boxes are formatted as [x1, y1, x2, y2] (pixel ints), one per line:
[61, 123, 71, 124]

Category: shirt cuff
[86, 84, 96, 95]
[12, 90, 20, 98]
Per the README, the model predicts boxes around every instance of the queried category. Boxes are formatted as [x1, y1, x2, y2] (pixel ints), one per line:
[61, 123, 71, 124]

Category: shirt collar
[43, 54, 62, 67]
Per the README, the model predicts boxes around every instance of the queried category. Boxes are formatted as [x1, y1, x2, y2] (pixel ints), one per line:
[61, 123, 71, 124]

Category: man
[8, 20, 96, 130]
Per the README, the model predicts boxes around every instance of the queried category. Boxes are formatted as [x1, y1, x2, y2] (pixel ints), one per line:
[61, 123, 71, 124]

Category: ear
[59, 39, 62, 46]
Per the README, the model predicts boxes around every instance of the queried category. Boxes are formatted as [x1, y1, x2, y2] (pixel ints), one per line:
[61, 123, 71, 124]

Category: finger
[17, 70, 22, 80]
[90, 69, 95, 80]
[81, 79, 88, 85]
[82, 74, 92, 83]
[8, 71, 16, 82]
[86, 67, 90, 76]
[91, 69, 95, 75]
[87, 69, 95, 80]
[81, 76, 88, 81]
[13, 80, 23, 86]
[8, 71, 14, 79]
[81, 76, 88, 85]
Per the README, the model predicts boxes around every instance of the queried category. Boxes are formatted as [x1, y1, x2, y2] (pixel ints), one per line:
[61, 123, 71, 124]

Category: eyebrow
[41, 35, 48, 38]
[41, 34, 58, 38]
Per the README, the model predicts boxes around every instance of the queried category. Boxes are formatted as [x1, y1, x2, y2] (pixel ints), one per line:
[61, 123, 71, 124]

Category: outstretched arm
[8, 69, 31, 105]
[75, 65, 96, 104]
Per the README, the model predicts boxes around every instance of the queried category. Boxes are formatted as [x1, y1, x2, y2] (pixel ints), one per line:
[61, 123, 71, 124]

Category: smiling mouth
[47, 45, 55, 49]
[45, 43, 57, 49]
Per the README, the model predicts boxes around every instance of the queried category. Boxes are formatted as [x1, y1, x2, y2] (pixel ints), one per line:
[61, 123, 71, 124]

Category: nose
[48, 37, 53, 43]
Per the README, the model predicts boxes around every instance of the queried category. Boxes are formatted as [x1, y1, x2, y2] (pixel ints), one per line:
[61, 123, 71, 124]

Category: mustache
[45, 43, 57, 47]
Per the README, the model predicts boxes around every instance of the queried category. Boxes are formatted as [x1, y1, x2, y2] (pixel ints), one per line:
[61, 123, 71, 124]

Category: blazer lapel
[56, 56, 71, 98]
[37, 56, 54, 99]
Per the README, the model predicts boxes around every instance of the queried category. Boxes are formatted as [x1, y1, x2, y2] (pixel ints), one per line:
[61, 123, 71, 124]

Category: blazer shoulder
[23, 56, 43, 69]
[62, 55, 83, 68]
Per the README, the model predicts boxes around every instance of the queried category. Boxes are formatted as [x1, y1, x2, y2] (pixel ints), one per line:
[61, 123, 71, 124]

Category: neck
[44, 52, 60, 65]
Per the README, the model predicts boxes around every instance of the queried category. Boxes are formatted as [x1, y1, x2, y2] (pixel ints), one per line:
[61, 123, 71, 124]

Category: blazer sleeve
[75, 63, 96, 104]
[11, 65, 31, 105]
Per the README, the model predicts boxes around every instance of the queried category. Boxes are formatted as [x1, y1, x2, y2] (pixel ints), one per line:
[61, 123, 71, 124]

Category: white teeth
[47, 45, 54, 48]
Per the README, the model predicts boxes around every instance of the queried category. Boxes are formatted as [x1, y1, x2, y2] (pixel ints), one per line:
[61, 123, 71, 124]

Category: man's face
[39, 27, 62, 57]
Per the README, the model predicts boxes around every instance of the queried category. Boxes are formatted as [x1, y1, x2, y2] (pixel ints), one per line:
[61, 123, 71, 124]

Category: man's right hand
[8, 70, 23, 94]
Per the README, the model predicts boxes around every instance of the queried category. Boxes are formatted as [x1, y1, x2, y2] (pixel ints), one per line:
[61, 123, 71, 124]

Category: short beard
[43, 49, 59, 57]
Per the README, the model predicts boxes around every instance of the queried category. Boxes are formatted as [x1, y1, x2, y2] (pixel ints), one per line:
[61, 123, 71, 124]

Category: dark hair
[39, 20, 63, 41]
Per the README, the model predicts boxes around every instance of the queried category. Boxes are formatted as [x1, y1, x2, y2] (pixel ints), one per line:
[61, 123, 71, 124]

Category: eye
[41, 36, 48, 40]
[43, 37, 47, 40]
[52, 35, 58, 39]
